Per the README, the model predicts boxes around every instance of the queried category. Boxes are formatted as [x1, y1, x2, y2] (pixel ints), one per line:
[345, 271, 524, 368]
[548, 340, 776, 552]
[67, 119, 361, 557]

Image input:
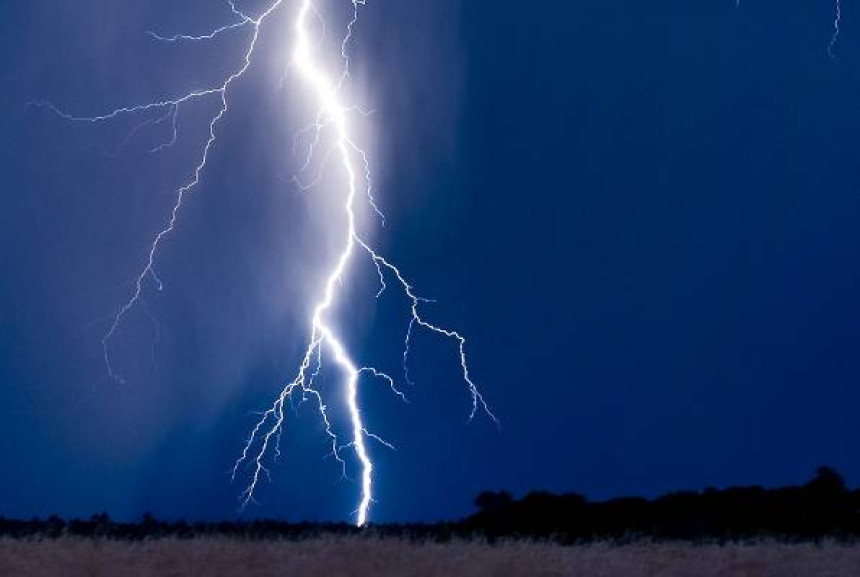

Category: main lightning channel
[237, 0, 376, 524]
[234, 0, 496, 527]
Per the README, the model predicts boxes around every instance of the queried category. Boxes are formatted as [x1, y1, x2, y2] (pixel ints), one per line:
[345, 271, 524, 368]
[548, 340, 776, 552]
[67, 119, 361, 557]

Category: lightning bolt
[733, 2, 845, 59]
[31, 0, 495, 527]
[829, 0, 842, 59]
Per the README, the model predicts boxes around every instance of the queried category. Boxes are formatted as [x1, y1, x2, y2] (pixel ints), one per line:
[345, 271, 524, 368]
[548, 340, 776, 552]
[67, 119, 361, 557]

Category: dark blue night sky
[1, 0, 859, 524]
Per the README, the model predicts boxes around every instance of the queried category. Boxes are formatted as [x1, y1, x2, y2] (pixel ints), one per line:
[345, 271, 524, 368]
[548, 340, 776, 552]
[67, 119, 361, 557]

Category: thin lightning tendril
[32, 0, 495, 527]
[734, 1, 843, 60]
[829, 0, 842, 59]
[30, 0, 285, 383]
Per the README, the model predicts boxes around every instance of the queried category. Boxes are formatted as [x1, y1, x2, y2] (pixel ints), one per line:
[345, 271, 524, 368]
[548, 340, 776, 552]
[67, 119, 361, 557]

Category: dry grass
[1, 536, 859, 577]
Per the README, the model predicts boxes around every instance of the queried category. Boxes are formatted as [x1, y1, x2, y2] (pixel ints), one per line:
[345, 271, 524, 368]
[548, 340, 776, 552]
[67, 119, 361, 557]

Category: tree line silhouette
[1, 467, 858, 542]
[465, 466, 860, 542]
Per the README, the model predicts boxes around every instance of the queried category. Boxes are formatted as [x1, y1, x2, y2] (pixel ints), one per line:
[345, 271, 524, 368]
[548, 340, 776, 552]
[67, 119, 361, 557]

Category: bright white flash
[31, 0, 495, 527]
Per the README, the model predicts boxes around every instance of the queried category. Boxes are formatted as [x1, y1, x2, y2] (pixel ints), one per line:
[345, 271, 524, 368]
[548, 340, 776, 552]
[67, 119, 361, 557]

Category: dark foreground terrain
[4, 467, 860, 576]
[2, 537, 860, 577]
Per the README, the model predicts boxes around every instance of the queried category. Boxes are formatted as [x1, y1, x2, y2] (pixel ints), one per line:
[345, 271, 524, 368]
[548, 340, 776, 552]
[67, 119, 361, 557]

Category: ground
[2, 536, 860, 576]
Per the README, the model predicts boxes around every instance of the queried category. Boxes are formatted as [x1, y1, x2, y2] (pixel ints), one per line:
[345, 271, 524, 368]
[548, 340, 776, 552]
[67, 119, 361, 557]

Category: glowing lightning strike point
[32, 0, 495, 528]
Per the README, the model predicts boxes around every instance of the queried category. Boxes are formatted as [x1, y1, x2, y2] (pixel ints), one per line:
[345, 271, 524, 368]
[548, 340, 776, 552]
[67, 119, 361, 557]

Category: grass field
[2, 536, 860, 576]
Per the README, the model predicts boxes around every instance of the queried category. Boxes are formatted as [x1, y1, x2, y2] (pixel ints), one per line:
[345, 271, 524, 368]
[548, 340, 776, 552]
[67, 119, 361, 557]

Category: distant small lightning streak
[733, 2, 845, 58]
[829, 0, 842, 59]
[35, 0, 494, 527]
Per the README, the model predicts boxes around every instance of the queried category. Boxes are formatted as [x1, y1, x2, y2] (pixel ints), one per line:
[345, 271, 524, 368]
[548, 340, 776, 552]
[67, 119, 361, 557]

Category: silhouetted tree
[475, 491, 514, 513]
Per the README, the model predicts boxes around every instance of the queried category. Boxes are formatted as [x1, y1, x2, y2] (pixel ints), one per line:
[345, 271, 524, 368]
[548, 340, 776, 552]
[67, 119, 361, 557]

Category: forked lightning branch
[31, 0, 495, 526]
